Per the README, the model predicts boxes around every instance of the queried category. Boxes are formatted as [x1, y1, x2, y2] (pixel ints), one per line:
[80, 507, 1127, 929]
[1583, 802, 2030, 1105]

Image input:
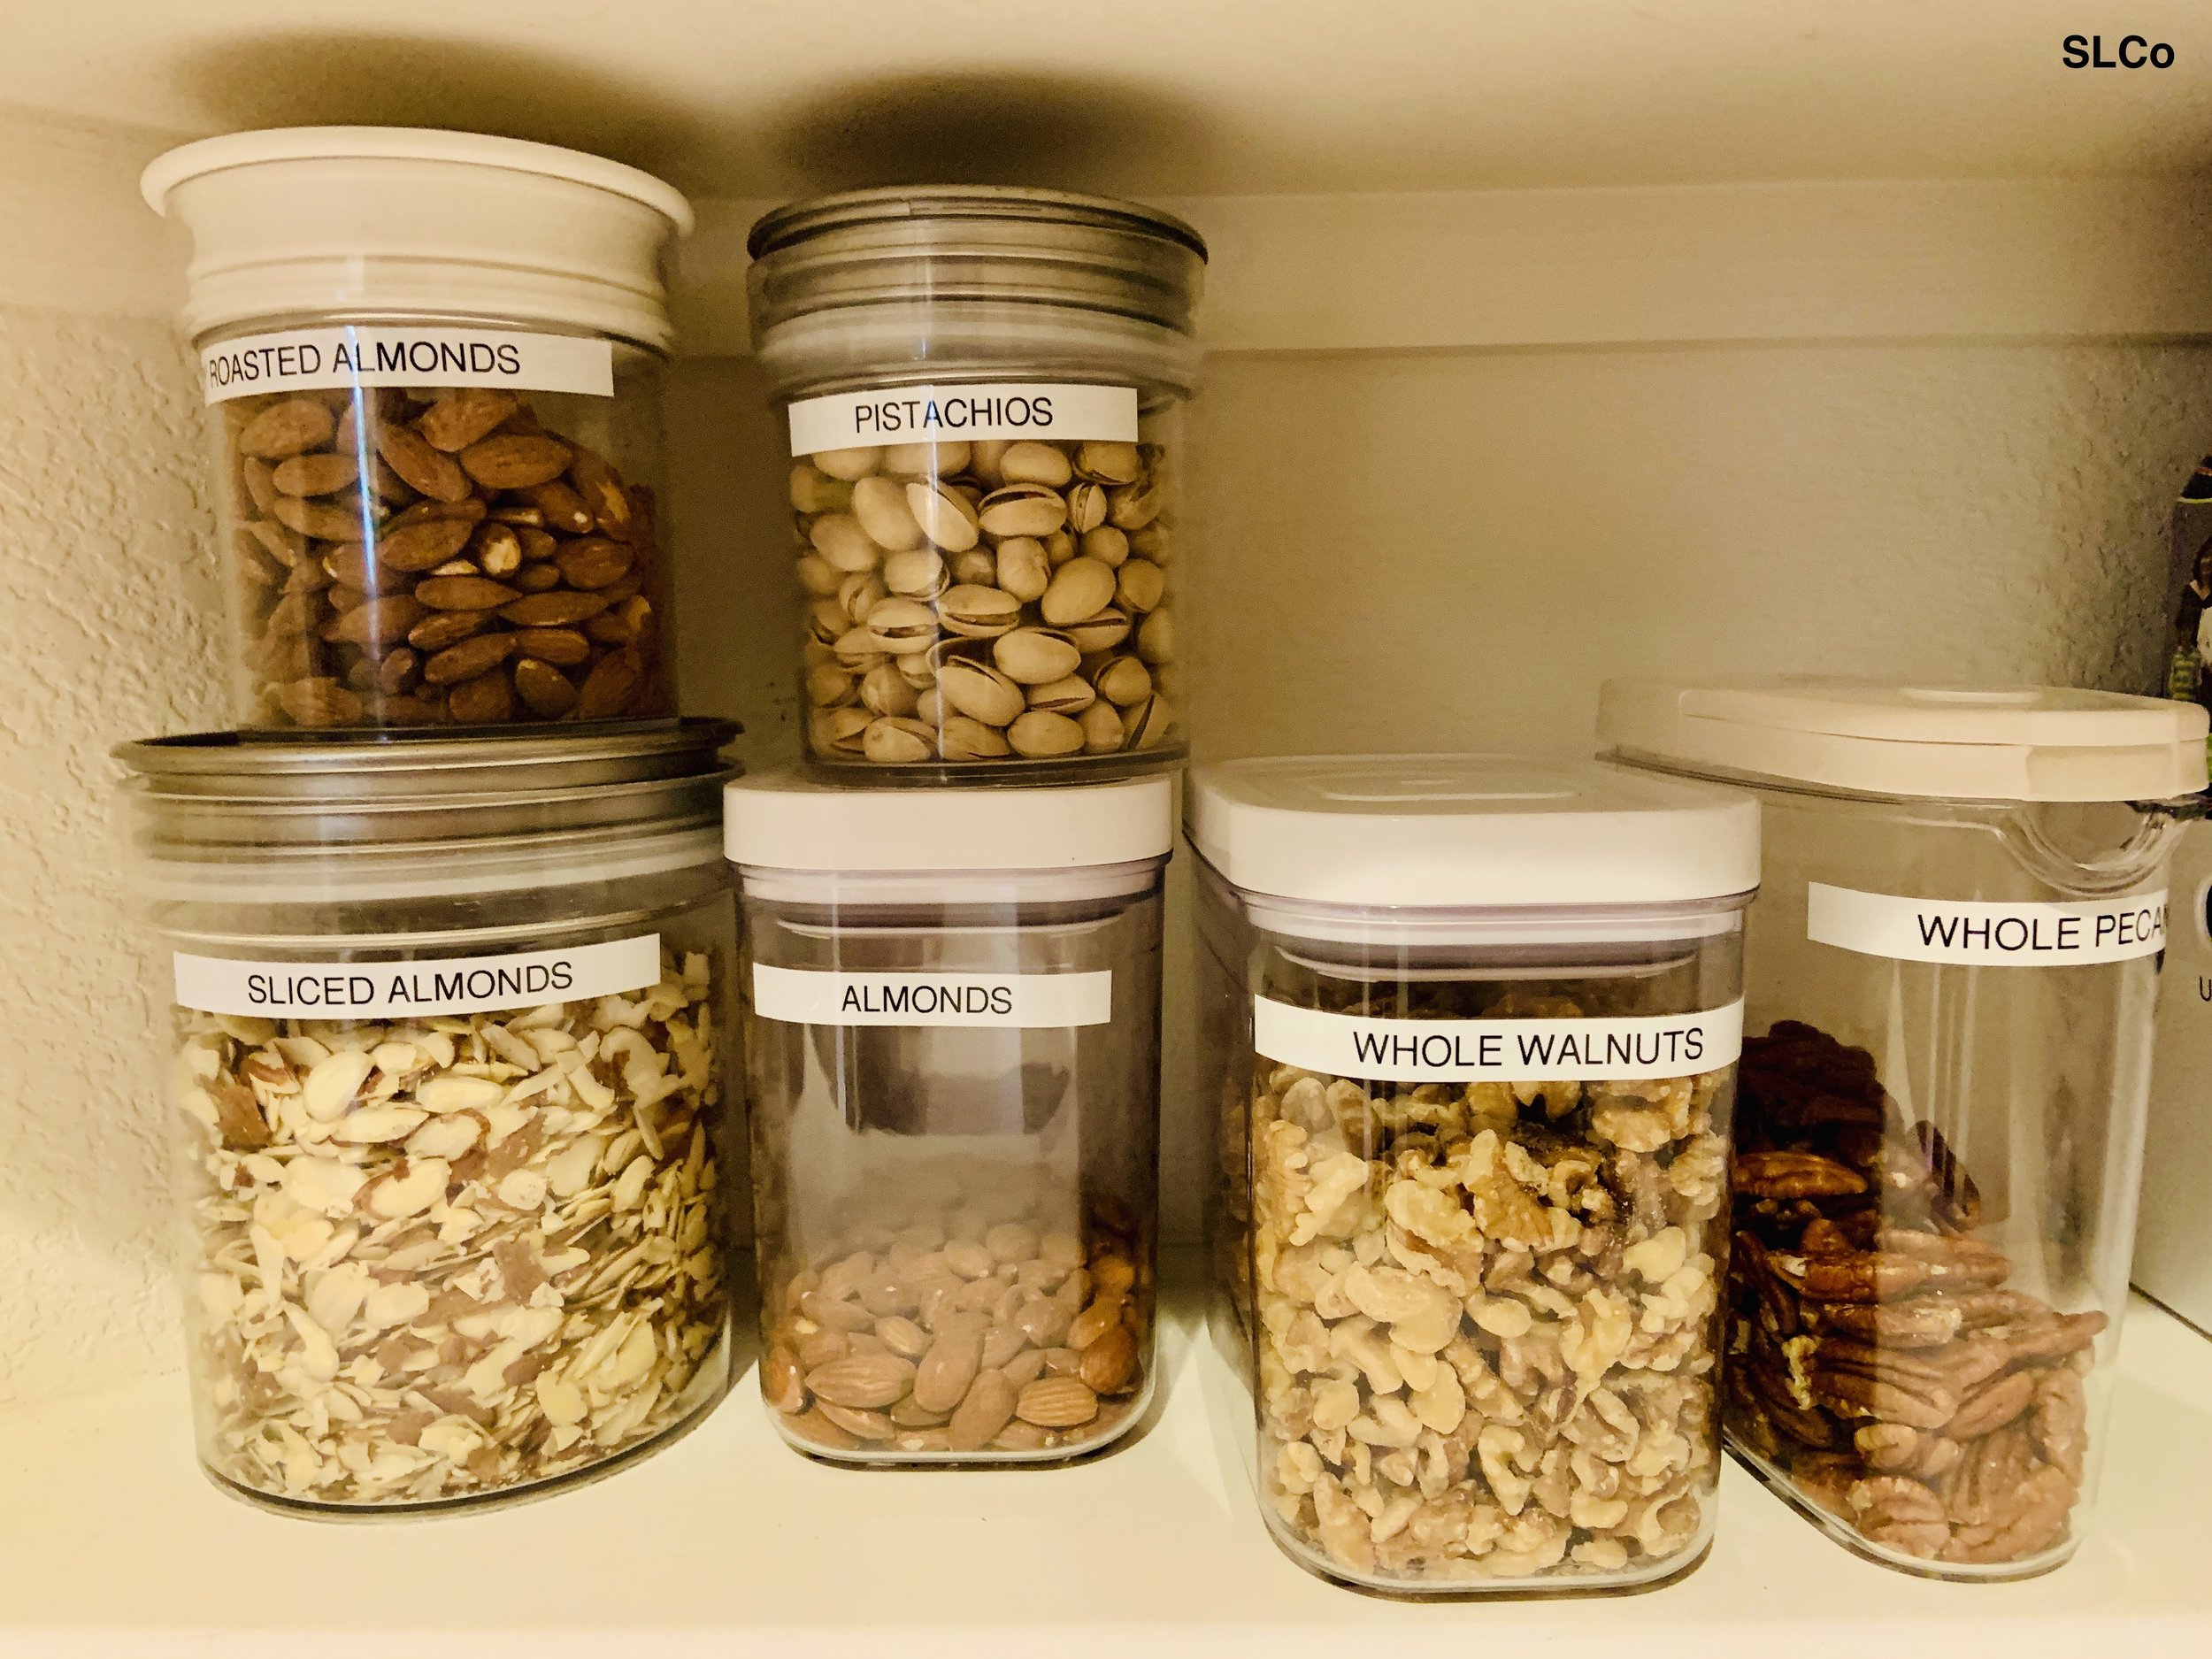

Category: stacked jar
[123, 127, 736, 1515]
[748, 188, 1204, 778]
[728, 188, 1205, 1467]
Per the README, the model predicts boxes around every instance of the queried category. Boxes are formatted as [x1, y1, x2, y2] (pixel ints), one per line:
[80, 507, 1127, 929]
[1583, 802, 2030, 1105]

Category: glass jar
[747, 188, 1204, 778]
[142, 128, 693, 731]
[726, 770, 1171, 1462]
[1189, 756, 1760, 1595]
[115, 721, 739, 1514]
[1600, 676, 2208, 1579]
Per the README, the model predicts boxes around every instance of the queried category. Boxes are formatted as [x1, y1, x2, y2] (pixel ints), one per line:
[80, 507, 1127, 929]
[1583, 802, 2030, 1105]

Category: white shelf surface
[2, 1270, 2207, 1656]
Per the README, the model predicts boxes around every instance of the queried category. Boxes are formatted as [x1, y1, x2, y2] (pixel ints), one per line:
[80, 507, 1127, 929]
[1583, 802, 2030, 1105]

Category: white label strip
[1253, 997, 1744, 1083]
[199, 326, 615, 404]
[787, 382, 1140, 455]
[753, 965, 1112, 1028]
[173, 936, 661, 1019]
[1807, 884, 2168, 966]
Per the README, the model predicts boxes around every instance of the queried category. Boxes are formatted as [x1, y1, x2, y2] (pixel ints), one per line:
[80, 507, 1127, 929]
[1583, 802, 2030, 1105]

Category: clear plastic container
[1600, 676, 2209, 1578]
[726, 770, 1171, 1462]
[114, 721, 739, 1513]
[142, 128, 693, 730]
[1189, 756, 1761, 1595]
[746, 188, 1204, 777]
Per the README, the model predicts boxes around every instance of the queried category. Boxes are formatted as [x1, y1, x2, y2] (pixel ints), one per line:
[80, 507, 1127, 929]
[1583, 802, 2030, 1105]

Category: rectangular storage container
[726, 771, 1172, 1461]
[1600, 676, 2208, 1578]
[1189, 755, 1760, 1594]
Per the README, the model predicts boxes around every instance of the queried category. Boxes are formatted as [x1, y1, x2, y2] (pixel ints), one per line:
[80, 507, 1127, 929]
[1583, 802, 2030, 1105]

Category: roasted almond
[525, 480, 595, 534]
[424, 632, 520, 686]
[1078, 1324, 1137, 1394]
[375, 424, 472, 503]
[499, 590, 613, 628]
[417, 388, 518, 452]
[407, 609, 490, 651]
[238, 397, 336, 459]
[459, 434, 572, 491]
[445, 666, 517, 724]
[574, 653, 644, 719]
[324, 594, 426, 649]
[512, 657, 578, 718]
[513, 563, 563, 593]
[416, 575, 523, 611]
[567, 445, 633, 534]
[508, 626, 592, 667]
[377, 515, 481, 574]
[273, 676, 361, 726]
[272, 494, 371, 541]
[272, 451, 357, 496]
[470, 521, 525, 578]
[556, 537, 633, 590]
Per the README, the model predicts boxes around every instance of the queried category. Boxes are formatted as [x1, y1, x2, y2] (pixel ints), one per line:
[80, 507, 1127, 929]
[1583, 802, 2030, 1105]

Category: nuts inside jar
[759, 1164, 1149, 1458]
[1251, 992, 1731, 1585]
[791, 435, 1178, 765]
[1726, 1021, 2101, 1569]
[221, 386, 668, 728]
[173, 949, 726, 1505]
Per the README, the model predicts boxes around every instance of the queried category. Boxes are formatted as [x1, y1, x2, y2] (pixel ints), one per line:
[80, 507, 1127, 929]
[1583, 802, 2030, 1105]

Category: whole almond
[805, 1352, 915, 1410]
[242, 518, 309, 568]
[762, 1346, 807, 1416]
[424, 632, 520, 686]
[272, 495, 371, 541]
[417, 576, 522, 611]
[816, 1402, 897, 1441]
[1078, 1324, 1138, 1394]
[512, 657, 579, 718]
[387, 495, 488, 533]
[377, 516, 480, 573]
[241, 457, 280, 513]
[912, 1318, 987, 1414]
[1014, 1376, 1099, 1430]
[377, 647, 420, 696]
[445, 667, 516, 724]
[514, 565, 562, 593]
[1068, 1295, 1125, 1350]
[238, 397, 336, 459]
[375, 424, 472, 502]
[567, 446, 633, 534]
[417, 388, 517, 452]
[272, 452, 358, 496]
[500, 590, 613, 627]
[516, 526, 558, 562]
[556, 537, 633, 590]
[875, 1316, 933, 1362]
[574, 652, 644, 718]
[946, 1369, 1018, 1451]
[408, 609, 489, 651]
[471, 521, 525, 578]
[324, 594, 426, 649]
[792, 1408, 860, 1451]
[526, 480, 595, 534]
[274, 677, 362, 726]
[320, 543, 379, 590]
[459, 434, 572, 491]
[509, 626, 592, 667]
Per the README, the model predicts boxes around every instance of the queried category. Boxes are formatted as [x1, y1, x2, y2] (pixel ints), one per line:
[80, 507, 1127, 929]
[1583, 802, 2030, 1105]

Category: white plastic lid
[725, 769, 1173, 873]
[1599, 675, 2210, 803]
[1185, 755, 1759, 909]
[141, 127, 693, 349]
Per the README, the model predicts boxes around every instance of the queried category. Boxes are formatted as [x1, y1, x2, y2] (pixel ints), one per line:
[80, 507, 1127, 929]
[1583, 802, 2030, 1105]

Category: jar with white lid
[747, 188, 1203, 776]
[1600, 676, 2209, 1579]
[726, 770, 1171, 1462]
[115, 721, 738, 1513]
[1188, 755, 1759, 1595]
[142, 128, 692, 731]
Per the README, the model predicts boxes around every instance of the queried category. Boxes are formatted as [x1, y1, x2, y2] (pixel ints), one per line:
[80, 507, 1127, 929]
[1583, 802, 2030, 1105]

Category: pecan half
[1945, 1368, 2036, 1440]
[1734, 1150, 1868, 1199]
[1770, 1250, 1931, 1303]
[1806, 1297, 1961, 1349]
[1811, 1365, 1958, 1431]
[1848, 1475, 1950, 1558]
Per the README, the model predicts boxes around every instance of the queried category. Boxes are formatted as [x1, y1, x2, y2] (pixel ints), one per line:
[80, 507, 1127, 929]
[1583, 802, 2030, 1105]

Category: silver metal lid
[747, 187, 1207, 394]
[115, 718, 738, 855]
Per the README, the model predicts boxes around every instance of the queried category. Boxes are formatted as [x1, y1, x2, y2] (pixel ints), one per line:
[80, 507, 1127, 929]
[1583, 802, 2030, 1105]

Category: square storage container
[1189, 756, 1760, 1594]
[747, 188, 1202, 776]
[1600, 676, 2208, 1578]
[114, 721, 739, 1513]
[726, 771, 1172, 1461]
[143, 128, 692, 730]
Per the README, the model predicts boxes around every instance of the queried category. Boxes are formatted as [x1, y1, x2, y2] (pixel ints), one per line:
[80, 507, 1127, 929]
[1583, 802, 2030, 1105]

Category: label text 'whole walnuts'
[1252, 997, 1746, 1083]
[198, 325, 616, 403]
[172, 935, 662, 1018]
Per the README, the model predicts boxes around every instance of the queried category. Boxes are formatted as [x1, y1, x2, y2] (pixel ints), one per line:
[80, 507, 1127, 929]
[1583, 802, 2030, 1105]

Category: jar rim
[746, 185, 1206, 263]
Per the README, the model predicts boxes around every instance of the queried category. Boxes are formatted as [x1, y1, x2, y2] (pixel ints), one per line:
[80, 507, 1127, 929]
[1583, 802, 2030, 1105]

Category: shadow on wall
[166, 33, 1219, 199]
